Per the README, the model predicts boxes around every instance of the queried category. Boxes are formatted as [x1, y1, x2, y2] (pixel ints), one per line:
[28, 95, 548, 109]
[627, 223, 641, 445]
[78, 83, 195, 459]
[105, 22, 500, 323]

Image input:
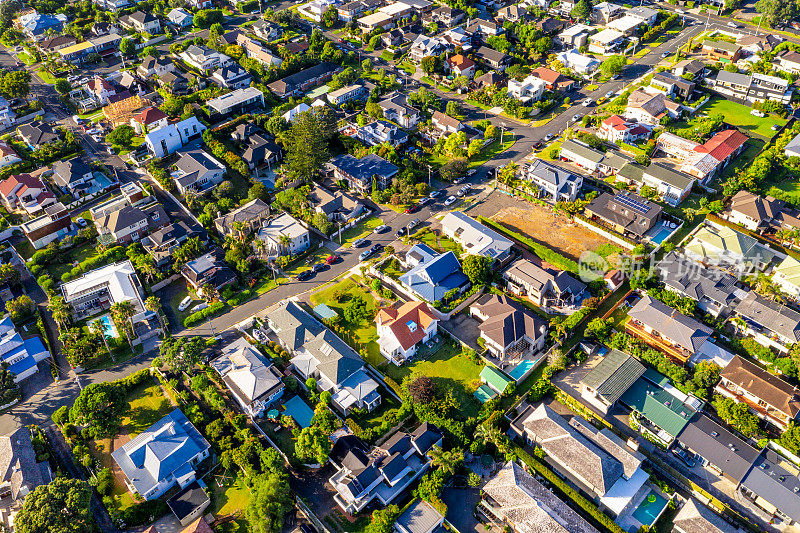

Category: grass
[703, 96, 786, 139]
[398, 60, 416, 75]
[634, 48, 651, 58]
[431, 135, 517, 168]
[585, 84, 599, 91]
[284, 248, 331, 278]
[14, 239, 35, 261]
[383, 341, 482, 417]
[79, 109, 104, 122]
[410, 230, 462, 255]
[17, 52, 35, 65]
[258, 419, 297, 461]
[211, 475, 251, 518]
[169, 284, 199, 328]
[377, 257, 406, 280]
[380, 50, 395, 61]
[541, 140, 562, 161]
[339, 216, 383, 248]
[117, 136, 145, 156]
[722, 139, 765, 179]
[44, 242, 101, 281]
[36, 69, 57, 84]
[348, 392, 403, 436]
[121, 379, 175, 437]
[253, 275, 286, 296]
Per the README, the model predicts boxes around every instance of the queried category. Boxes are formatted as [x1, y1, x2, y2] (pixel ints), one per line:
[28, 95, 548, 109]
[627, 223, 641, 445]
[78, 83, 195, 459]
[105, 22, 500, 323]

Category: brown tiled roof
[720, 355, 800, 418]
[181, 518, 213, 533]
[376, 301, 437, 351]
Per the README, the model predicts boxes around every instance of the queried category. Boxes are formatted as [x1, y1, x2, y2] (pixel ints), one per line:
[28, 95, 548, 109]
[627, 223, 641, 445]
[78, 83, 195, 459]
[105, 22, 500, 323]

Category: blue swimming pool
[508, 359, 537, 381]
[632, 491, 667, 527]
[283, 395, 315, 428]
[91, 314, 118, 338]
[649, 227, 672, 245]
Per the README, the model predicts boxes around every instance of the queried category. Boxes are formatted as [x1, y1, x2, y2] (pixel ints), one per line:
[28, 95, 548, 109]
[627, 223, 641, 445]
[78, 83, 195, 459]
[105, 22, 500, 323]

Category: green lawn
[723, 139, 765, 180]
[14, 239, 35, 261]
[410, 230, 462, 255]
[703, 96, 786, 139]
[431, 135, 517, 168]
[258, 419, 297, 462]
[383, 341, 482, 417]
[284, 248, 331, 278]
[78, 109, 104, 122]
[211, 475, 251, 518]
[121, 378, 175, 437]
[168, 283, 199, 328]
[45, 243, 102, 281]
[397, 60, 416, 75]
[339, 216, 383, 248]
[36, 69, 57, 84]
[376, 257, 406, 280]
[17, 52, 35, 65]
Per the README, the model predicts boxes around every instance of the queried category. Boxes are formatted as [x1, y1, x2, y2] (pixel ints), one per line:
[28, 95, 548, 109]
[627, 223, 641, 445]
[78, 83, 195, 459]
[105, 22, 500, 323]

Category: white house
[0, 141, 22, 169]
[60, 260, 145, 320]
[172, 149, 226, 195]
[144, 116, 206, 158]
[256, 213, 311, 258]
[167, 8, 193, 28]
[508, 75, 547, 102]
[598, 115, 651, 144]
[588, 28, 624, 54]
[179, 45, 233, 72]
[375, 301, 438, 365]
[556, 49, 600, 75]
[441, 211, 513, 262]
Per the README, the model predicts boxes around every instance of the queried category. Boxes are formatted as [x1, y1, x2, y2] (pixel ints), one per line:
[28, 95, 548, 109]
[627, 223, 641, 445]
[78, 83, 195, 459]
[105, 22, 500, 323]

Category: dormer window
[407, 320, 417, 332]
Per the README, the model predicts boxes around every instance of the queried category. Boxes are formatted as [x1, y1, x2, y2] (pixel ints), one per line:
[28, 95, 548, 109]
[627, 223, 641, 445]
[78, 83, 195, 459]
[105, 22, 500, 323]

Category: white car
[457, 186, 470, 197]
[544, 133, 554, 141]
[190, 302, 208, 313]
[373, 224, 388, 234]
[582, 98, 592, 107]
[727, 21, 739, 28]
[352, 237, 367, 248]
[444, 195, 457, 206]
[75, 217, 88, 228]
[178, 296, 194, 312]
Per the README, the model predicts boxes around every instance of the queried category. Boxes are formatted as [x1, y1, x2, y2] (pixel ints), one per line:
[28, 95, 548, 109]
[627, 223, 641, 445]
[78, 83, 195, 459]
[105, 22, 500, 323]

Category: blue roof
[399, 250, 470, 303]
[7, 352, 36, 378]
[328, 153, 399, 183]
[313, 303, 338, 321]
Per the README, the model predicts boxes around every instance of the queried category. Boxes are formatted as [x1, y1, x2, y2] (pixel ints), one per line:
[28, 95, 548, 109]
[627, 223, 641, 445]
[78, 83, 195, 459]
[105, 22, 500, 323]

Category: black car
[672, 448, 695, 468]
[297, 269, 314, 281]
[312, 263, 327, 273]
[371, 243, 383, 253]
[396, 227, 408, 237]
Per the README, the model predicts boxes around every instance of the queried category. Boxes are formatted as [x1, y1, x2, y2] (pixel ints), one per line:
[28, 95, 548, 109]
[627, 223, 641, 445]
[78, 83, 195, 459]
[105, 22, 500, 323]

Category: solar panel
[615, 193, 651, 215]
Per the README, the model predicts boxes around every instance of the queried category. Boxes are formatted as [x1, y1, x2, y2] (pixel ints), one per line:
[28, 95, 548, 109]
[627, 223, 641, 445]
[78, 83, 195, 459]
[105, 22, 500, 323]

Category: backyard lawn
[339, 216, 383, 248]
[210, 474, 251, 528]
[377, 257, 406, 280]
[36, 69, 56, 84]
[431, 135, 517, 168]
[409, 229, 462, 255]
[383, 341, 482, 417]
[703, 96, 786, 139]
[45, 242, 106, 281]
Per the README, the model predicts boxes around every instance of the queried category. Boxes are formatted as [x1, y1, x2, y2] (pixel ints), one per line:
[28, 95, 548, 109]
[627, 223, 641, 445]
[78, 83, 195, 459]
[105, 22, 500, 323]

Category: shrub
[116, 499, 169, 527]
[183, 301, 226, 327]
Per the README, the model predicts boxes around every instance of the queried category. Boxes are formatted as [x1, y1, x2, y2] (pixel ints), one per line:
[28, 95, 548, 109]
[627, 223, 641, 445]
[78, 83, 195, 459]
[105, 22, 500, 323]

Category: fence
[295, 496, 331, 533]
[150, 273, 182, 292]
[573, 216, 636, 250]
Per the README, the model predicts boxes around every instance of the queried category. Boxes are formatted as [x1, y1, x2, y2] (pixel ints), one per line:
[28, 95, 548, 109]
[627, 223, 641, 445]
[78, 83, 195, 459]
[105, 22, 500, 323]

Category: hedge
[478, 216, 579, 274]
[515, 446, 627, 533]
[183, 301, 226, 327]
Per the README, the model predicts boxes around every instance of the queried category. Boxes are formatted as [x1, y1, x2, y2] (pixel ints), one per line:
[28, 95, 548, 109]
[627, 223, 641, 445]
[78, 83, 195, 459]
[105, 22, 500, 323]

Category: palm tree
[137, 259, 159, 286]
[202, 283, 218, 302]
[232, 221, 246, 242]
[145, 296, 166, 333]
[475, 424, 501, 448]
[89, 319, 114, 362]
[110, 301, 135, 351]
[279, 234, 292, 255]
[48, 297, 70, 332]
[429, 445, 463, 476]
[253, 238, 267, 260]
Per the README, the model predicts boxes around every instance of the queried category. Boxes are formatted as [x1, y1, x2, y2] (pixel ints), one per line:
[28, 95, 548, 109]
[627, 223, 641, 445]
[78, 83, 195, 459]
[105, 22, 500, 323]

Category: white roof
[692, 341, 736, 369]
[61, 260, 143, 310]
[607, 15, 642, 32]
[557, 49, 599, 69]
[599, 467, 649, 516]
[441, 211, 513, 259]
[591, 28, 624, 45]
[379, 2, 410, 15]
[258, 213, 309, 245]
[560, 23, 591, 37]
[282, 103, 311, 122]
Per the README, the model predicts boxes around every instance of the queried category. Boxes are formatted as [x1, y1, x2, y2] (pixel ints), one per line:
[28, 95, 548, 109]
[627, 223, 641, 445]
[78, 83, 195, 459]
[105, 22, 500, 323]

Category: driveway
[290, 464, 339, 521]
[440, 313, 482, 350]
[442, 487, 490, 533]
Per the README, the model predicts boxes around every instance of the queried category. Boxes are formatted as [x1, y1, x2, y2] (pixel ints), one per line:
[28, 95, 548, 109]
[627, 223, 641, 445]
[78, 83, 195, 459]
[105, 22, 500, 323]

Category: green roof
[581, 349, 646, 405]
[313, 303, 338, 321]
[702, 39, 740, 53]
[474, 384, 497, 403]
[481, 366, 512, 393]
[619, 374, 697, 438]
[618, 162, 645, 183]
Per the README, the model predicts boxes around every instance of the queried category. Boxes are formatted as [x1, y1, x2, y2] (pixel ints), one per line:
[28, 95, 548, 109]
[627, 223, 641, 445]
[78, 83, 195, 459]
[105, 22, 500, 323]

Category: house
[250, 19, 283, 41]
[657, 251, 741, 319]
[36, 34, 77, 53]
[0, 426, 51, 505]
[495, 4, 527, 22]
[474, 71, 504, 89]
[465, 18, 501, 39]
[87, 77, 116, 106]
[598, 115, 651, 144]
[773, 255, 800, 298]
[738, 33, 781, 54]
[112, 409, 210, 500]
[328, 84, 368, 106]
[441, 27, 471, 50]
[627, 294, 715, 365]
[511, 404, 649, 518]
[710, 71, 793, 104]
[328, 423, 441, 513]
[653, 133, 724, 184]
[357, 121, 409, 147]
[56, 40, 96, 65]
[19, 11, 65, 40]
[52, 158, 98, 193]
[440, 211, 513, 263]
[211, 65, 252, 90]
[142, 221, 200, 266]
[267, 62, 341, 99]
[208, 87, 264, 116]
[478, 365, 513, 399]
[180, 45, 232, 72]
[181, 250, 237, 295]
[172, 149, 226, 195]
[625, 89, 680, 125]
[357, 12, 394, 33]
[61, 260, 148, 321]
[17, 123, 58, 150]
[470, 293, 547, 361]
[327, 154, 399, 193]
[684, 224, 775, 270]
[375, 301, 438, 365]
[651, 72, 696, 99]
[503, 258, 587, 309]
[481, 462, 600, 533]
[382, 29, 404, 47]
[0, 142, 20, 169]
[131, 106, 168, 135]
[339, 0, 383, 21]
[607, 15, 643, 36]
[20, 203, 72, 249]
[94, 201, 168, 245]
[588, 28, 624, 54]
[556, 24, 591, 49]
[256, 213, 310, 258]
[144, 116, 206, 158]
[399, 244, 471, 304]
[591, 1, 624, 23]
[159, 71, 189, 95]
[237, 34, 283, 67]
[775, 49, 800, 74]
[556, 49, 599, 75]
[508, 75, 547, 102]
[445, 54, 476, 78]
[408, 35, 447, 63]
[536, 17, 565, 34]
[394, 500, 444, 533]
[523, 159, 583, 202]
[0, 173, 55, 216]
[701, 40, 742, 62]
[580, 349, 646, 415]
[309, 185, 363, 222]
[379, 92, 420, 129]
[268, 301, 382, 415]
[241, 134, 281, 173]
[530, 66, 575, 92]
[734, 291, 800, 353]
[738, 447, 800, 525]
[473, 46, 511, 72]
[673, 499, 738, 533]
[138, 55, 176, 78]
[167, 483, 211, 528]
[584, 191, 662, 239]
[619, 162, 694, 206]
[429, 111, 467, 138]
[425, 6, 464, 27]
[725, 190, 785, 231]
[558, 139, 633, 176]
[120, 11, 161, 33]
[168, 8, 193, 28]
[0, 316, 50, 383]
[0, 97, 15, 129]
[626, 5, 658, 24]
[716, 355, 800, 430]
[211, 338, 284, 418]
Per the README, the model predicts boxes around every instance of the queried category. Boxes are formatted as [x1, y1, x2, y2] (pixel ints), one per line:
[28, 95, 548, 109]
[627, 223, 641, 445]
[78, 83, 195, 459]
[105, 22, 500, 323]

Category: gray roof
[645, 163, 695, 190]
[52, 157, 93, 187]
[267, 301, 325, 352]
[214, 198, 269, 233]
[167, 481, 210, 523]
[740, 448, 800, 523]
[628, 294, 712, 352]
[735, 291, 800, 342]
[471, 294, 547, 350]
[560, 139, 606, 164]
[673, 499, 739, 533]
[395, 500, 444, 533]
[328, 153, 399, 183]
[0, 427, 50, 500]
[715, 70, 751, 87]
[475, 46, 509, 64]
[504, 258, 586, 298]
[210, 337, 283, 405]
[303, 329, 364, 385]
[675, 414, 758, 484]
[657, 252, 739, 309]
[17, 123, 58, 147]
[580, 349, 645, 405]
[525, 159, 580, 188]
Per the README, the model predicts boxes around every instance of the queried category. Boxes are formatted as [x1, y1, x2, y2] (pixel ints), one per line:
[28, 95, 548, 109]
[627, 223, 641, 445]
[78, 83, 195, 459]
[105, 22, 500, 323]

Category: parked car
[190, 302, 209, 313]
[544, 133, 554, 141]
[727, 21, 739, 28]
[404, 204, 419, 214]
[297, 269, 314, 281]
[453, 175, 466, 184]
[750, 109, 766, 117]
[429, 190, 444, 199]
[312, 263, 327, 273]
[672, 447, 696, 468]
[370, 243, 383, 253]
[325, 254, 340, 265]
[408, 218, 421, 230]
[457, 186, 470, 197]
[661, 51, 670, 58]
[178, 296, 194, 312]
[396, 226, 408, 237]
[572, 113, 582, 122]
[606, 90, 615, 98]
[466, 168, 477, 176]
[582, 98, 592, 107]
[373, 224, 389, 234]
[75, 217, 88, 228]
[359, 248, 376, 261]
[444, 195, 457, 206]
[352, 237, 367, 248]
[418, 197, 431, 206]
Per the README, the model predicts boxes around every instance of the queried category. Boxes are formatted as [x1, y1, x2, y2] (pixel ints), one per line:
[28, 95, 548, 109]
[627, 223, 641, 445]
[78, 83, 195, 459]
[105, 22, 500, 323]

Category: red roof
[89, 77, 114, 94]
[0, 173, 43, 197]
[181, 518, 213, 533]
[703, 129, 748, 162]
[0, 141, 17, 159]
[376, 301, 438, 351]
[602, 115, 628, 131]
[134, 106, 168, 125]
[629, 125, 650, 135]
[447, 54, 475, 70]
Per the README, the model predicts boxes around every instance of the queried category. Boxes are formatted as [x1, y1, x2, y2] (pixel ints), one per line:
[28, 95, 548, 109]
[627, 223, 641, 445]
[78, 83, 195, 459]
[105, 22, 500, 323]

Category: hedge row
[478, 216, 579, 274]
[183, 301, 226, 327]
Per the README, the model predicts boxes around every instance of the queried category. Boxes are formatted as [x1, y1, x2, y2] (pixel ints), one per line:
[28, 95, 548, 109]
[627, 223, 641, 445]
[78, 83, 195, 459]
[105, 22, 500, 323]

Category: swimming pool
[508, 359, 537, 381]
[91, 314, 118, 338]
[649, 227, 672, 245]
[631, 490, 667, 527]
[283, 395, 315, 428]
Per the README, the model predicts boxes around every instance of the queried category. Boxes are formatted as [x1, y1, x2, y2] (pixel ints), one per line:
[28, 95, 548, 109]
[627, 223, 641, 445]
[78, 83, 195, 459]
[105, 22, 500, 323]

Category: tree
[312, 212, 333, 234]
[208, 22, 223, 44]
[484, 124, 498, 140]
[362, 58, 373, 73]
[159, 336, 206, 374]
[439, 159, 468, 182]
[0, 263, 20, 286]
[295, 425, 331, 464]
[600, 55, 626, 77]
[70, 381, 126, 437]
[365, 505, 401, 533]
[428, 445, 463, 475]
[246, 472, 293, 533]
[286, 109, 331, 180]
[420, 55, 438, 75]
[571, 0, 592, 20]
[105, 124, 135, 147]
[119, 37, 134, 56]
[5, 295, 34, 323]
[343, 294, 371, 324]
[54, 78, 71, 95]
[110, 300, 136, 350]
[755, 0, 799, 26]
[586, 317, 613, 341]
[89, 319, 113, 362]
[445, 100, 461, 117]
[0, 70, 30, 100]
[713, 395, 761, 438]
[0, 362, 19, 405]
[15, 478, 94, 533]
[194, 8, 224, 29]
[145, 296, 165, 331]
[462, 254, 491, 285]
[408, 376, 435, 404]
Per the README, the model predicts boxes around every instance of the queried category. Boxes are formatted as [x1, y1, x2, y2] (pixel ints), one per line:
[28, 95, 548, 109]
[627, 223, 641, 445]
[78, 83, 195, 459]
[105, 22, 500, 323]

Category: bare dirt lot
[492, 205, 618, 262]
